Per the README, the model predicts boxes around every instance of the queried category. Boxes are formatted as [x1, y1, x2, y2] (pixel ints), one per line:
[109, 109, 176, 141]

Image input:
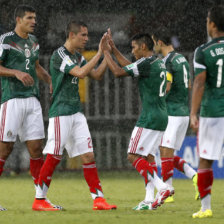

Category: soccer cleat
[192, 209, 213, 218]
[192, 174, 200, 200]
[164, 195, 174, 203]
[133, 200, 155, 210]
[152, 186, 174, 209]
[32, 198, 63, 211]
[93, 197, 117, 210]
[0, 205, 7, 211]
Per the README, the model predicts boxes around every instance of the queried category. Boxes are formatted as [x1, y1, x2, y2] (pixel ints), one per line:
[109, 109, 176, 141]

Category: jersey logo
[25, 49, 31, 58]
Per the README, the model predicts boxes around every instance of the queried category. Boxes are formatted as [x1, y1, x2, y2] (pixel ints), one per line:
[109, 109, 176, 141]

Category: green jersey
[164, 51, 190, 116]
[49, 46, 87, 118]
[123, 56, 168, 131]
[194, 37, 224, 117]
[0, 31, 39, 103]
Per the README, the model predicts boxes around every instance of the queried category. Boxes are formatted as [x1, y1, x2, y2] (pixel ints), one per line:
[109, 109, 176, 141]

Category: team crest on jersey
[7, 130, 12, 137]
[25, 48, 31, 58]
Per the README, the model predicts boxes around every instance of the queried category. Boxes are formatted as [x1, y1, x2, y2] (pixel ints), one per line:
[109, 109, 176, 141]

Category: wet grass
[0, 171, 223, 224]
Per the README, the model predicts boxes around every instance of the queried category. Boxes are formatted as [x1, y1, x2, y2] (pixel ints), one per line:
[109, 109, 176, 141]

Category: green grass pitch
[0, 171, 223, 224]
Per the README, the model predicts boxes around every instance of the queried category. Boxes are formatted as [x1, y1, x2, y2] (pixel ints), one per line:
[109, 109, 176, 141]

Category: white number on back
[159, 71, 166, 97]
[183, 65, 188, 88]
[216, 58, 223, 88]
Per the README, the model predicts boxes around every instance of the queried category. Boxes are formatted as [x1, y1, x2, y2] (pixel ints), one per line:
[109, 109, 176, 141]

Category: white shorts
[161, 116, 189, 150]
[128, 126, 163, 157]
[0, 97, 45, 142]
[198, 117, 224, 160]
[43, 112, 93, 158]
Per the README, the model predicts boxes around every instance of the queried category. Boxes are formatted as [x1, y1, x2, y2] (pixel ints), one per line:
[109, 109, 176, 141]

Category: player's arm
[104, 50, 128, 77]
[107, 28, 131, 67]
[69, 49, 102, 79]
[0, 61, 34, 86]
[35, 60, 52, 93]
[88, 57, 107, 80]
[166, 71, 173, 93]
[190, 71, 206, 132]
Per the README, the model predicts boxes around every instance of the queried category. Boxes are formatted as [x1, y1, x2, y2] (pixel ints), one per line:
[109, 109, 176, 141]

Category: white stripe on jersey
[193, 47, 206, 70]
[57, 47, 74, 73]
[0, 32, 14, 44]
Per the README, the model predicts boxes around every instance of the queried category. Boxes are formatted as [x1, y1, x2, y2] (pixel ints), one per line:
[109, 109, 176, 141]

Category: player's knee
[0, 142, 14, 160]
[26, 140, 43, 158]
[81, 152, 95, 164]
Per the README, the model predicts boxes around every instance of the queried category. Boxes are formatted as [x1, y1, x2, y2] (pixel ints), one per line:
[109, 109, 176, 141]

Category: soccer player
[0, 5, 52, 211]
[191, 5, 224, 218]
[32, 21, 117, 211]
[102, 31, 174, 210]
[152, 28, 199, 203]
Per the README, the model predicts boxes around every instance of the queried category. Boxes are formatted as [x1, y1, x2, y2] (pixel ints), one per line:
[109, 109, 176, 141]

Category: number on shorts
[87, 137, 93, 149]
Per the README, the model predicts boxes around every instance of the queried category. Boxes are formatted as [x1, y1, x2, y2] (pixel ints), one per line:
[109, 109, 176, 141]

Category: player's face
[152, 37, 161, 54]
[131, 41, 143, 60]
[18, 12, 36, 33]
[74, 26, 88, 49]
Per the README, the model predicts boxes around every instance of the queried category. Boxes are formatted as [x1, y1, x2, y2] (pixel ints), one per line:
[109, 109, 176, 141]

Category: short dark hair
[131, 33, 154, 51]
[208, 5, 224, 32]
[66, 21, 88, 39]
[14, 5, 36, 20]
[152, 27, 172, 46]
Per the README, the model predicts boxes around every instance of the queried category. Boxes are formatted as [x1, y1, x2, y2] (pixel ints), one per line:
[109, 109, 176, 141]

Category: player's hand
[14, 70, 34, 86]
[190, 114, 199, 132]
[107, 28, 115, 50]
[100, 33, 111, 52]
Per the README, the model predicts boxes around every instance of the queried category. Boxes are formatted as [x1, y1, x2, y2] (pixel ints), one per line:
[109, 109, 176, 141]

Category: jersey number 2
[26, 59, 30, 70]
[159, 71, 166, 97]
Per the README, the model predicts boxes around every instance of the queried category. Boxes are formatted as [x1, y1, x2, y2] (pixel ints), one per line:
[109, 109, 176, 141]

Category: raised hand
[100, 33, 111, 52]
[107, 28, 115, 49]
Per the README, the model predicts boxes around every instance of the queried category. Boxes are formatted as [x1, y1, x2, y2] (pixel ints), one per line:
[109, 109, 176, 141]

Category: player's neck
[64, 41, 76, 54]
[14, 26, 29, 39]
[143, 51, 153, 58]
[161, 46, 174, 57]
[212, 31, 224, 39]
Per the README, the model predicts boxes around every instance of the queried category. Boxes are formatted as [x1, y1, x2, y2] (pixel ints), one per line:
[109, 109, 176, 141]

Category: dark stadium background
[0, 0, 222, 173]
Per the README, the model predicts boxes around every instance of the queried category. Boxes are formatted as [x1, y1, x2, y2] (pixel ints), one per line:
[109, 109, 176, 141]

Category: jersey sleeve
[53, 51, 76, 74]
[193, 46, 206, 76]
[80, 55, 87, 67]
[122, 58, 145, 77]
[0, 35, 10, 61]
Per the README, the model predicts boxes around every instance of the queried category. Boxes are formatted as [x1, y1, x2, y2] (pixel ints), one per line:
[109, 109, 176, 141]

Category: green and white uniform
[194, 37, 224, 160]
[161, 51, 190, 150]
[0, 31, 44, 142]
[43, 46, 93, 157]
[124, 56, 168, 156]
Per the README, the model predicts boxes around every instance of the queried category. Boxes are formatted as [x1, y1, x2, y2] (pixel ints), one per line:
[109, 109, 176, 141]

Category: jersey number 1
[216, 58, 223, 88]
